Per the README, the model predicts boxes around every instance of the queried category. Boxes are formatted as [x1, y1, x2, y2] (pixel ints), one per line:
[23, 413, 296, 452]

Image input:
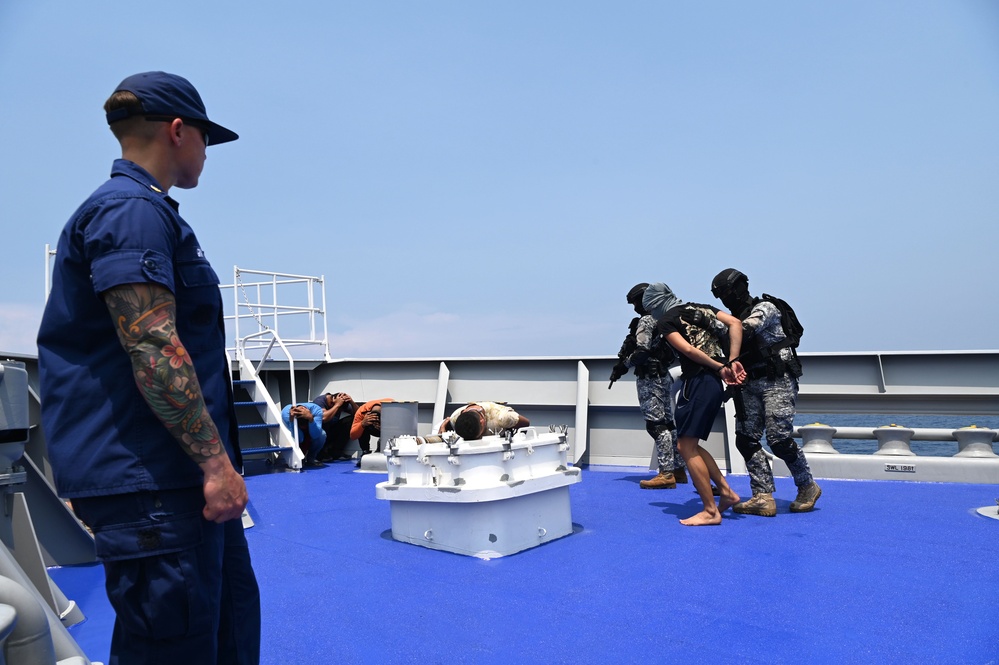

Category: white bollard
[952, 426, 998, 458]
[873, 424, 915, 456]
[798, 423, 839, 454]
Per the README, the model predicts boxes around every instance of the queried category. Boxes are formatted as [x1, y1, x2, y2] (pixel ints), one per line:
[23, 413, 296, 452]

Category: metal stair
[231, 357, 303, 471]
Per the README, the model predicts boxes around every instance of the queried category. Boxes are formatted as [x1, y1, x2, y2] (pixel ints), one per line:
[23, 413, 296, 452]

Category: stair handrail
[238, 329, 297, 406]
[230, 334, 304, 469]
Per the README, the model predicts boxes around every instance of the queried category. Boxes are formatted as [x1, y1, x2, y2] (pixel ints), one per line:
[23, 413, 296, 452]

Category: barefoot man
[643, 282, 746, 526]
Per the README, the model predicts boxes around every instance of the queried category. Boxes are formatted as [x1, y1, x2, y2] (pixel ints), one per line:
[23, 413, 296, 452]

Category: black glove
[608, 362, 628, 388]
[684, 309, 708, 327]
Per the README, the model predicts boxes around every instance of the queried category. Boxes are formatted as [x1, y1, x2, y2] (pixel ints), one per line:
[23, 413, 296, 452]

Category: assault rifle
[608, 317, 640, 388]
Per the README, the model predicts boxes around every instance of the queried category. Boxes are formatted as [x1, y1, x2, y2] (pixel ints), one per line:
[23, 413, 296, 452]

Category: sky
[1, 1, 997, 359]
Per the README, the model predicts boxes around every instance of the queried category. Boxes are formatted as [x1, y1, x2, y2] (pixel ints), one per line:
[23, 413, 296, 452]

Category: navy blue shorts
[675, 371, 724, 440]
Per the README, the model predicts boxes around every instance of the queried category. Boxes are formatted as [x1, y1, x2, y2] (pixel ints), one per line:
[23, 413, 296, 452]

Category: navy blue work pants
[73, 488, 261, 665]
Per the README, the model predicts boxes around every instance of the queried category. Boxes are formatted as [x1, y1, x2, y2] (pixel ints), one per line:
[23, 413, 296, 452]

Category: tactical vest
[741, 298, 803, 380]
[634, 329, 676, 379]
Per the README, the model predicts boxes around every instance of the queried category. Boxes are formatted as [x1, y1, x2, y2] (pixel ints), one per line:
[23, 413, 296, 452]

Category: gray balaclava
[642, 282, 685, 320]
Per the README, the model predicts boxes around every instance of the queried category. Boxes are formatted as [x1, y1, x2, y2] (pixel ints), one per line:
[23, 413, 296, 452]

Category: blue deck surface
[50, 462, 999, 664]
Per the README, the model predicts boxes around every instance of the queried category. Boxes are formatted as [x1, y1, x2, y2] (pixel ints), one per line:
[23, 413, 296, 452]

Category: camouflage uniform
[736, 300, 813, 495]
[628, 315, 683, 474]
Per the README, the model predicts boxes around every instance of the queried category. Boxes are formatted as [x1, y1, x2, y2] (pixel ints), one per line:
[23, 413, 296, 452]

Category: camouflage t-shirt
[448, 401, 521, 433]
[656, 302, 728, 378]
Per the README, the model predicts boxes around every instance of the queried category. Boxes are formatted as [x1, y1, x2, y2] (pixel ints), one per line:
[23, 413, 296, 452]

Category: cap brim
[205, 121, 238, 146]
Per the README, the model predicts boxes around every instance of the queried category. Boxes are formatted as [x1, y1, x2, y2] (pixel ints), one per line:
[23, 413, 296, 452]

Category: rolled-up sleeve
[85, 197, 177, 294]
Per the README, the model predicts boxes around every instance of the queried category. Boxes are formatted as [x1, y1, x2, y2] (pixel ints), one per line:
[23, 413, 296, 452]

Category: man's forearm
[105, 283, 228, 466]
[727, 325, 743, 363]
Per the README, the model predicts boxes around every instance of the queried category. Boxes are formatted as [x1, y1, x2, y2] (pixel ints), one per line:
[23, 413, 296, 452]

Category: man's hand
[290, 405, 313, 422]
[608, 361, 628, 388]
[320, 393, 354, 423]
[361, 411, 380, 428]
[720, 361, 746, 386]
[201, 456, 249, 523]
[731, 360, 747, 383]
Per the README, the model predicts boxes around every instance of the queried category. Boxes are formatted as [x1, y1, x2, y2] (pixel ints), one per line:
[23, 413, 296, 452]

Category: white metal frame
[221, 266, 331, 362]
[221, 266, 336, 471]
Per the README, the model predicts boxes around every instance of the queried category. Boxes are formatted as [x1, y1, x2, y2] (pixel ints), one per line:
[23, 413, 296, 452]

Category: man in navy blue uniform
[37, 72, 260, 664]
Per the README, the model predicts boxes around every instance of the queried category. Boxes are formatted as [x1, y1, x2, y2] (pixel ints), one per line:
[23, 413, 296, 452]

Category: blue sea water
[794, 413, 999, 456]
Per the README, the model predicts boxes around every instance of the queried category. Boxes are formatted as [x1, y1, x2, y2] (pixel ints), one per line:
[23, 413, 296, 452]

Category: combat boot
[733, 493, 777, 517]
[639, 472, 677, 489]
[672, 467, 688, 484]
[790, 481, 822, 513]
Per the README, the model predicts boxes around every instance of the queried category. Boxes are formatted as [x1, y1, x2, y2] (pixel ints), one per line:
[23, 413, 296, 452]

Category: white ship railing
[283, 352, 999, 484]
[220, 266, 331, 363]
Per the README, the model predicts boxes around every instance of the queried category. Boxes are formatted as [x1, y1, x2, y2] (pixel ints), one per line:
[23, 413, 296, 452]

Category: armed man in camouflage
[609, 283, 686, 489]
[710, 269, 821, 516]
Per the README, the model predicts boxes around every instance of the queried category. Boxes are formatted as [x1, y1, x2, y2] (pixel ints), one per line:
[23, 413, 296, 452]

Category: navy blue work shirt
[37, 159, 241, 498]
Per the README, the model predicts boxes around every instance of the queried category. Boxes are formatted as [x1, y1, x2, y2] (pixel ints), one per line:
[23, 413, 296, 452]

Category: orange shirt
[349, 399, 393, 440]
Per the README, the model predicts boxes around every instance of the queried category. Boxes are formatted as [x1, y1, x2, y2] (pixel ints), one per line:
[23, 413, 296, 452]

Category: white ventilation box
[375, 428, 581, 558]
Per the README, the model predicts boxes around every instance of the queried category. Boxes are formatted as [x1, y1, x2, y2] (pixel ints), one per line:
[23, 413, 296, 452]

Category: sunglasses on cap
[144, 115, 210, 146]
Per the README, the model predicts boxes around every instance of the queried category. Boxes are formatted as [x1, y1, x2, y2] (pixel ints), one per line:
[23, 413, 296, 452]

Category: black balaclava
[711, 269, 754, 319]
[626, 283, 649, 315]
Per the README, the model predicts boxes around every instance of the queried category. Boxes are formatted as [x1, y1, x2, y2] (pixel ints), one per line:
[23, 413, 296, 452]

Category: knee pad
[645, 420, 668, 440]
[770, 437, 800, 463]
[735, 433, 762, 461]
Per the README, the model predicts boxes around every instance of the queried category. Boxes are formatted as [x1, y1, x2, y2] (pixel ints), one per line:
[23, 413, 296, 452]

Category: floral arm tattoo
[104, 283, 224, 464]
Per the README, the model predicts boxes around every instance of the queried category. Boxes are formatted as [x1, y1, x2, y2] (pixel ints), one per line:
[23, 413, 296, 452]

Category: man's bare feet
[680, 509, 722, 526]
[717, 488, 740, 513]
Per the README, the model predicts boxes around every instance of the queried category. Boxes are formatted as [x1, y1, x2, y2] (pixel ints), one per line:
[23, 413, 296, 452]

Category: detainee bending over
[643, 282, 746, 526]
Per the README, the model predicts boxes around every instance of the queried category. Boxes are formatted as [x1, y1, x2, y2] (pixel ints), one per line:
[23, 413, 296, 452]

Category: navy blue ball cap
[105, 71, 238, 146]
